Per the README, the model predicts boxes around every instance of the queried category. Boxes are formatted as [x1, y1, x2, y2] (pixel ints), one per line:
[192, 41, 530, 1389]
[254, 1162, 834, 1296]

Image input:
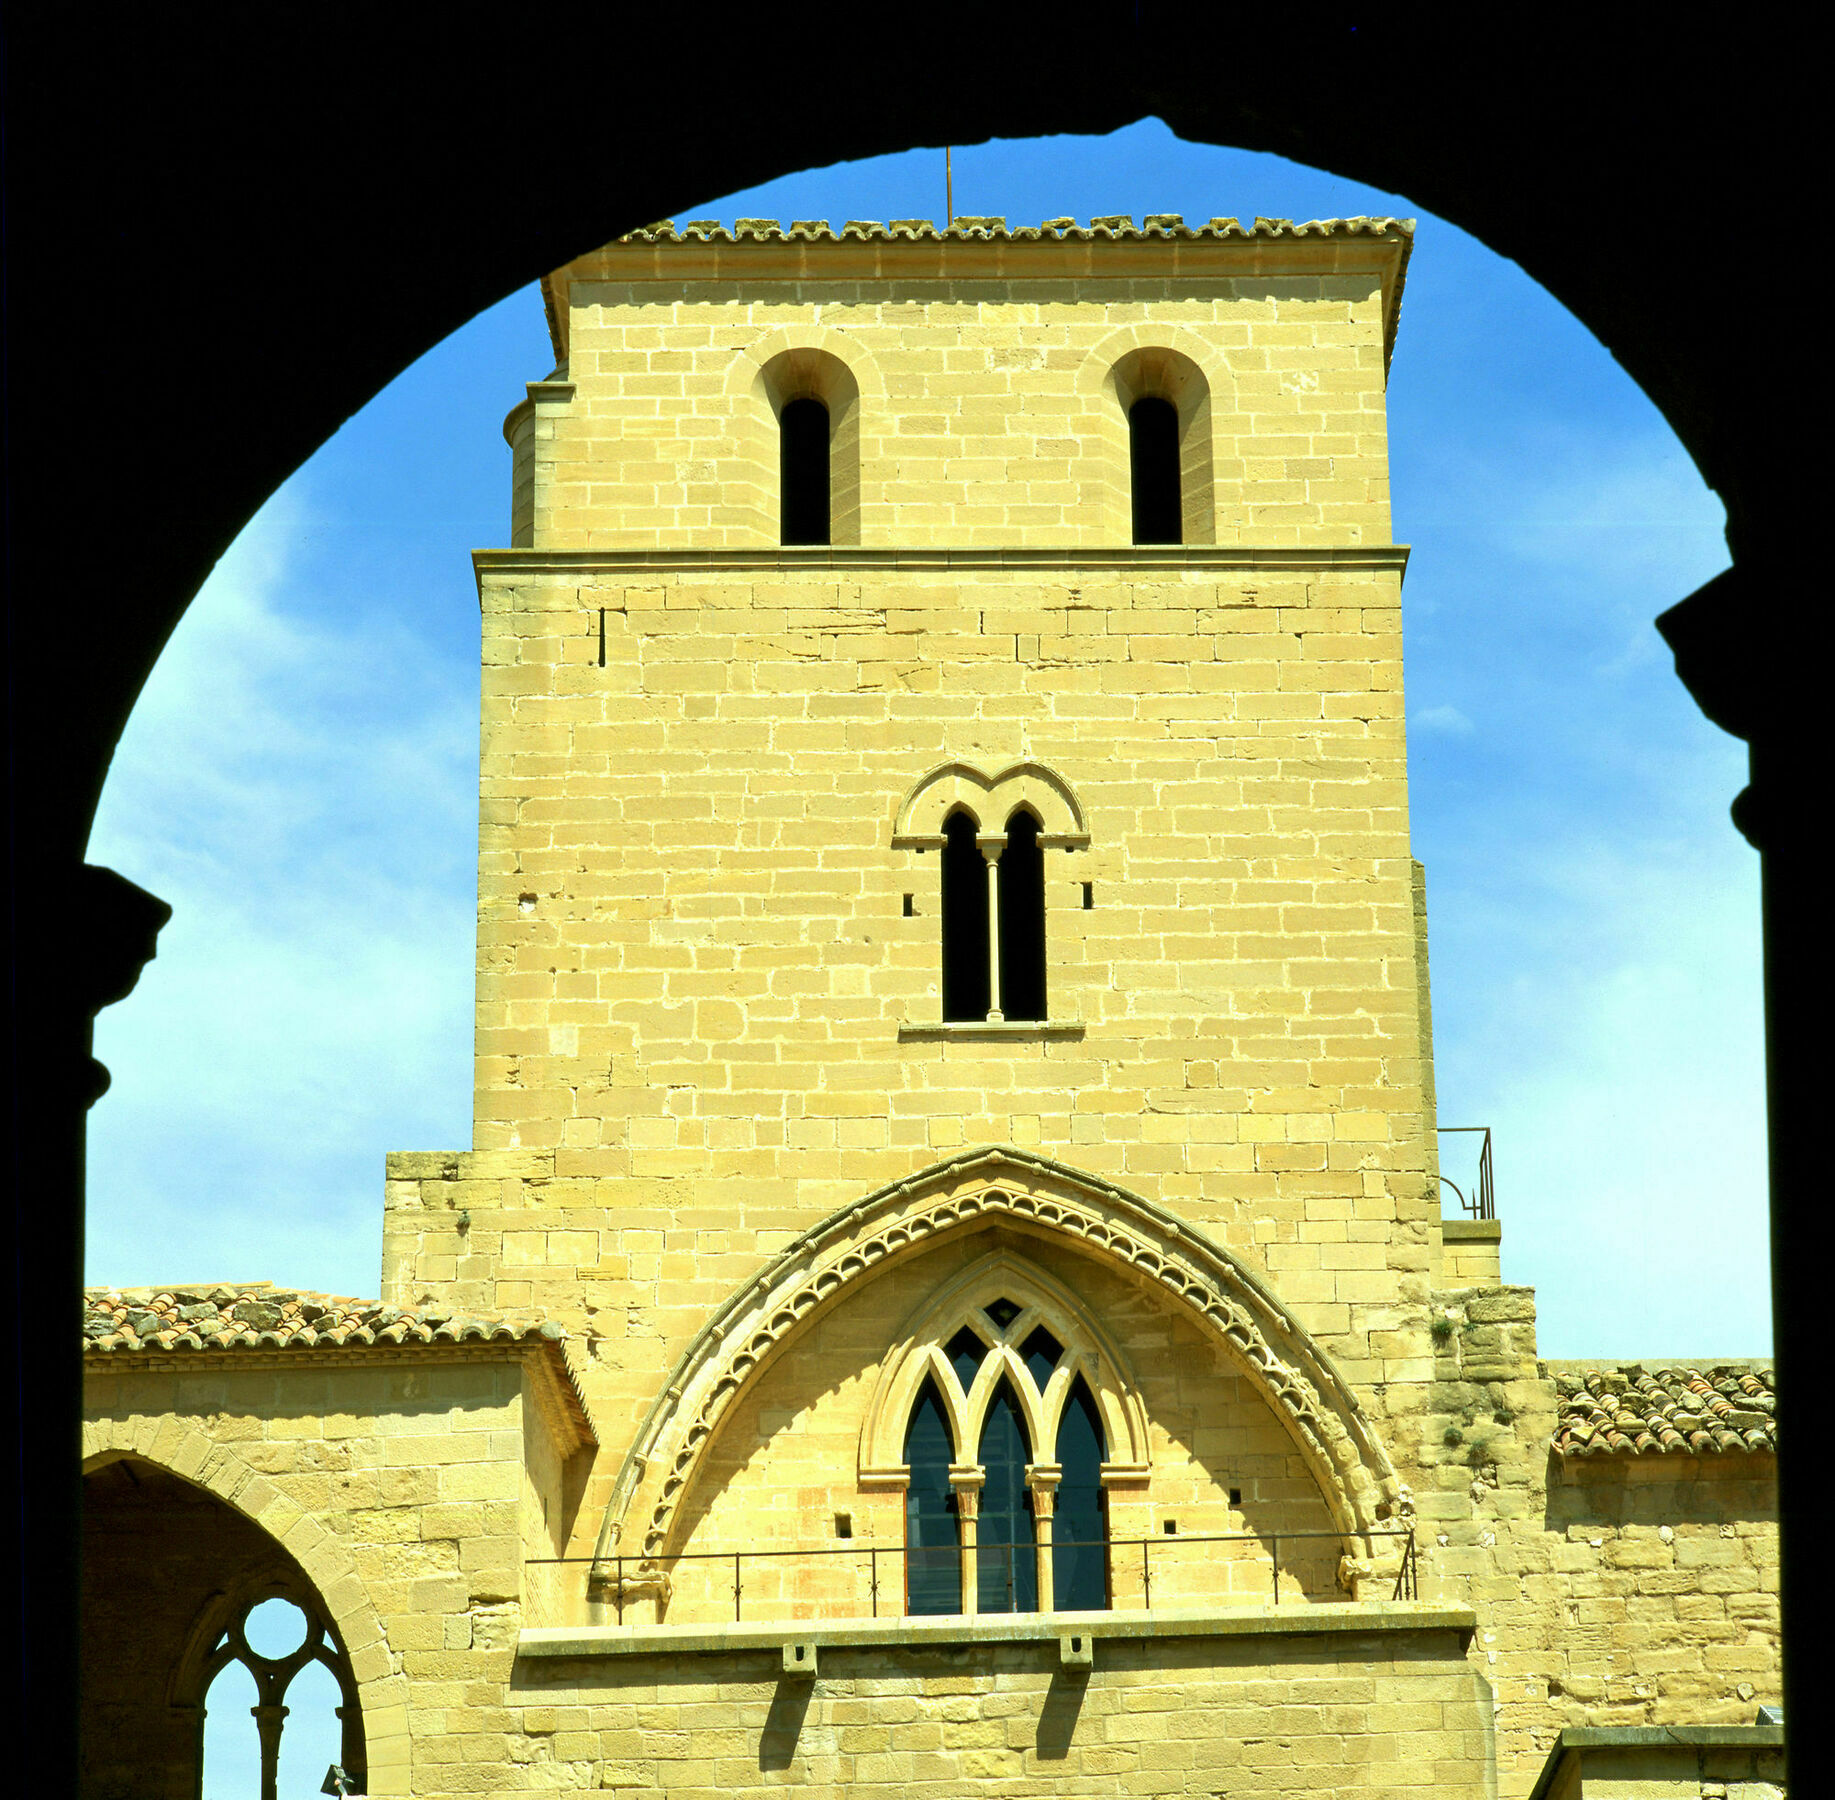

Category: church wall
[392, 550, 1436, 1466]
[532, 246, 1395, 550]
[513, 1628, 1496, 1798]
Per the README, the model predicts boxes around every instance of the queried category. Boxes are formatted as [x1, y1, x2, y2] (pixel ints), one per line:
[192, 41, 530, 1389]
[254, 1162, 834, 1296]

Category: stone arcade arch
[17, 26, 1808, 1776]
[79, 1423, 408, 1797]
[589, 1147, 1407, 1594]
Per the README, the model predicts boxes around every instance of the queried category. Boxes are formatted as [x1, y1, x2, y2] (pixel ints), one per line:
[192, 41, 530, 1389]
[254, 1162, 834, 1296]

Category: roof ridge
[622, 213, 1415, 247]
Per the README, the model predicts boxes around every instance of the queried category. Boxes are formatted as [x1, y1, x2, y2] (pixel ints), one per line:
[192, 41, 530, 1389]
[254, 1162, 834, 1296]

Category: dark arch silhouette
[11, 15, 1814, 1777]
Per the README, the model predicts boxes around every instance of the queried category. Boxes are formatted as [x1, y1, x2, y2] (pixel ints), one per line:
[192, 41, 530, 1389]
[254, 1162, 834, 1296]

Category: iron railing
[1437, 1125, 1495, 1219]
[536, 1528, 1421, 1625]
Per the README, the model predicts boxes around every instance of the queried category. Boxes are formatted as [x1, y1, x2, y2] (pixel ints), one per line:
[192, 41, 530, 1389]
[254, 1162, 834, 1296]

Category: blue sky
[88, 119, 1767, 1364]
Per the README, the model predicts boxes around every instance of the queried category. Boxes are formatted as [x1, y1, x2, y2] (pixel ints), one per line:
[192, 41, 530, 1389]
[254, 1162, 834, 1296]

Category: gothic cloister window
[862, 1252, 1150, 1615]
[196, 1587, 364, 1800]
[894, 763, 1089, 1035]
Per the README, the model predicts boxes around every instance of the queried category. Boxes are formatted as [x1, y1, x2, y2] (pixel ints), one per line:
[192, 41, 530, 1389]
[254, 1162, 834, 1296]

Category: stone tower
[81, 214, 1781, 1800]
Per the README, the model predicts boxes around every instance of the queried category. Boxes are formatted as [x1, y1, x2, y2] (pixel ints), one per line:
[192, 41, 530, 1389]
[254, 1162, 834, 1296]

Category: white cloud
[86, 484, 476, 1298]
[1412, 703, 1474, 735]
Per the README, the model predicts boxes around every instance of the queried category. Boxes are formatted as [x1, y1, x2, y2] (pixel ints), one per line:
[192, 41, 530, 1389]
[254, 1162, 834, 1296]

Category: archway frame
[589, 1146, 1407, 1577]
[81, 1422, 410, 1797]
[722, 325, 884, 546]
[1076, 323, 1234, 544]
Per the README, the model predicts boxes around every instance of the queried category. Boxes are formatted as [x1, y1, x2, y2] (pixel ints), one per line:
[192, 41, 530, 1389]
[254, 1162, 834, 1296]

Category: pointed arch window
[977, 1381, 1038, 1612]
[903, 1377, 960, 1615]
[874, 1261, 1146, 1617]
[1055, 1377, 1110, 1610]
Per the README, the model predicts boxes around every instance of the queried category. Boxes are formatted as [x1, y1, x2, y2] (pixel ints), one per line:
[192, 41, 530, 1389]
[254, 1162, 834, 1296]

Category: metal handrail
[1438, 1125, 1495, 1219]
[541, 1527, 1421, 1624]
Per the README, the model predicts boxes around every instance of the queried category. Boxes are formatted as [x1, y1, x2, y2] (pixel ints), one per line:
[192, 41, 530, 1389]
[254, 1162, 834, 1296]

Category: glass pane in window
[976, 1381, 1038, 1614]
[1020, 1325, 1062, 1391]
[1054, 1377, 1109, 1611]
[904, 1378, 959, 1615]
[945, 1325, 986, 1392]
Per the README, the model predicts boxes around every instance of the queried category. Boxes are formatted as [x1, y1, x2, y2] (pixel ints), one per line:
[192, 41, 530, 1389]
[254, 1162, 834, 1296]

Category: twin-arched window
[900, 1293, 1111, 1616]
[941, 807, 1047, 1023]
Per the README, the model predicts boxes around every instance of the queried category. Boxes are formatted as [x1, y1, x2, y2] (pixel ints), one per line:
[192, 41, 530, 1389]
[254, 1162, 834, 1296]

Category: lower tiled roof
[83, 1281, 566, 1355]
[1552, 1364, 1776, 1458]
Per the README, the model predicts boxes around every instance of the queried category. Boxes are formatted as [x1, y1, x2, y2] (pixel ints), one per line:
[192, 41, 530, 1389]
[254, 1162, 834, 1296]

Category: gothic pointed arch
[81, 1422, 409, 1796]
[589, 1147, 1405, 1581]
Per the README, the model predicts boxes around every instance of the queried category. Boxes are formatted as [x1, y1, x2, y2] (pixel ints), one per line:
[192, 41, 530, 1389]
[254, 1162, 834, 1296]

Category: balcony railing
[1437, 1125, 1495, 1219]
[533, 1528, 1420, 1626]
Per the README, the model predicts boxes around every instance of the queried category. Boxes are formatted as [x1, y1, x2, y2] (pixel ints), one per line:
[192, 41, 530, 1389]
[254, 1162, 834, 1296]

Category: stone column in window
[951, 1469, 984, 1614]
[977, 836, 1005, 1022]
[1028, 1464, 1061, 1613]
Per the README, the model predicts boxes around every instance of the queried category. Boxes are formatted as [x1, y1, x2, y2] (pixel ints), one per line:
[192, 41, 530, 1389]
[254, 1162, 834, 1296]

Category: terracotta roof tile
[1551, 1363, 1776, 1458]
[619, 213, 1415, 246]
[82, 1281, 567, 1356]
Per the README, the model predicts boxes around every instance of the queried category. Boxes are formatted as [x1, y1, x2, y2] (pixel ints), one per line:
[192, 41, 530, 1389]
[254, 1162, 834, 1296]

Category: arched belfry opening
[1129, 395, 1182, 543]
[779, 395, 831, 544]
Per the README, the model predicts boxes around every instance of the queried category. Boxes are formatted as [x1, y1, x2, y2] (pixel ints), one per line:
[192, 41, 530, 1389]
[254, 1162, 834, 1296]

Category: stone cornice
[541, 214, 1414, 372]
[472, 544, 1412, 582]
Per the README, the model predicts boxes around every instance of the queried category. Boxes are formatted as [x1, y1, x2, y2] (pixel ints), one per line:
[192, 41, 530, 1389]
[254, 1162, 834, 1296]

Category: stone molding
[471, 543, 1413, 577]
[80, 1418, 412, 1796]
[892, 760, 1088, 847]
[590, 1147, 1405, 1578]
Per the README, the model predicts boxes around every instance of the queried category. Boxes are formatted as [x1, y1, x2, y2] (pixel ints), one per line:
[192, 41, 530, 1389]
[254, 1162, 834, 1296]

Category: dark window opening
[902, 893, 915, 917]
[904, 1378, 960, 1614]
[946, 1325, 987, 1392]
[941, 809, 989, 1021]
[1082, 881, 1094, 910]
[1054, 1376, 1110, 1611]
[1020, 1325, 1062, 1389]
[976, 1381, 1038, 1613]
[1129, 395, 1181, 544]
[780, 396, 831, 545]
[984, 1297, 1022, 1331]
[998, 810, 1047, 1022]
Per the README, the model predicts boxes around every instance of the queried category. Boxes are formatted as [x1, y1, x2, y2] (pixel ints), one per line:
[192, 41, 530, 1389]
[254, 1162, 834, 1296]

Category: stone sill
[519, 1600, 1475, 1663]
[1441, 1219, 1501, 1242]
[898, 1021, 1086, 1043]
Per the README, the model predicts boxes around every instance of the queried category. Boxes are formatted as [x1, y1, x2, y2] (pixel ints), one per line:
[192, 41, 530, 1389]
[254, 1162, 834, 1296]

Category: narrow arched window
[1054, 1377, 1109, 1611]
[780, 396, 830, 544]
[904, 1377, 960, 1614]
[997, 809, 1046, 1022]
[941, 809, 989, 1021]
[1129, 395, 1181, 544]
[976, 1381, 1038, 1613]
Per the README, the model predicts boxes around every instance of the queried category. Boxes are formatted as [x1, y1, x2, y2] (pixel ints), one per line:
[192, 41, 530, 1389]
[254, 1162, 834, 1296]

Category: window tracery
[861, 1251, 1149, 1615]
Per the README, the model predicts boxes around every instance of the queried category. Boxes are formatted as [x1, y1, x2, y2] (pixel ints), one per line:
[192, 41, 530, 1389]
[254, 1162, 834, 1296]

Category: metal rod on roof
[946, 146, 953, 227]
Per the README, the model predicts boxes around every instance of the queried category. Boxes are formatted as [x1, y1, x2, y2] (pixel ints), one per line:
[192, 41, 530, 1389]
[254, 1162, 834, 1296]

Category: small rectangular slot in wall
[902, 894, 915, 917]
[597, 607, 606, 668]
[1082, 882, 1094, 909]
[1229, 1488, 1242, 1506]
[1163, 1519, 1178, 1535]
[834, 1512, 853, 1539]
